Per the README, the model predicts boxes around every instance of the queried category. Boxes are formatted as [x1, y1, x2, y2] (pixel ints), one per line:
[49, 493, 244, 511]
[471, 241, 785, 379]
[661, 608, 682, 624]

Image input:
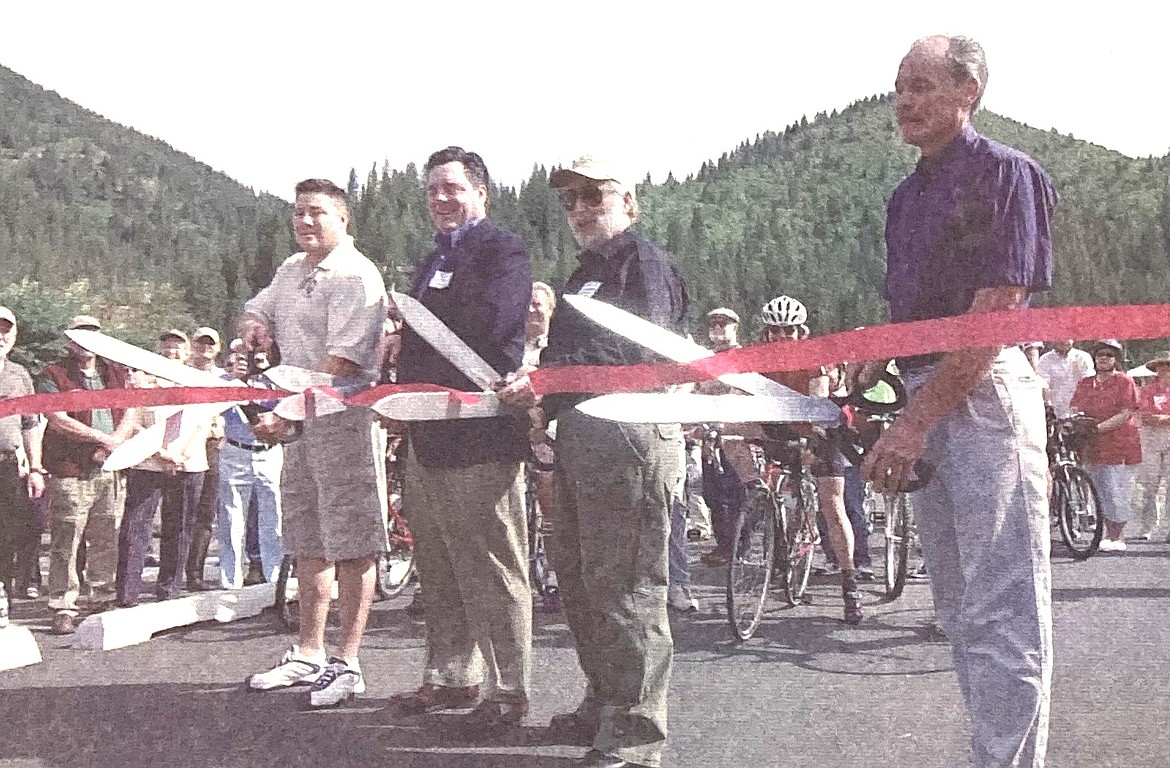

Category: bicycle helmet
[760, 295, 808, 327]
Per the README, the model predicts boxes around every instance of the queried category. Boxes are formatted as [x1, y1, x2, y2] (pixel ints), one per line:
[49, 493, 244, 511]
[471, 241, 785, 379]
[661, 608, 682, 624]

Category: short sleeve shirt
[244, 236, 388, 383]
[0, 359, 37, 452]
[1070, 374, 1141, 465]
[1037, 348, 1094, 418]
[36, 370, 115, 434]
[1138, 381, 1170, 417]
[885, 125, 1057, 370]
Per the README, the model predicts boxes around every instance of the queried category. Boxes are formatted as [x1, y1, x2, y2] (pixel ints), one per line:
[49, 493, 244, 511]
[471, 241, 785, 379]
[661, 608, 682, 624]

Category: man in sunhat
[1135, 350, 1170, 540]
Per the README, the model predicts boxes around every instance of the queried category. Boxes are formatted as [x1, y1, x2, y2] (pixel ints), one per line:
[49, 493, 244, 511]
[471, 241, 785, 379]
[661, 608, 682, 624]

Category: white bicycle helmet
[760, 295, 808, 327]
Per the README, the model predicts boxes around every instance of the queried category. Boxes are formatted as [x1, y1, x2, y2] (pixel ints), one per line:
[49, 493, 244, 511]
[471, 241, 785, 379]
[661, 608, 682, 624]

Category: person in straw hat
[1135, 350, 1170, 541]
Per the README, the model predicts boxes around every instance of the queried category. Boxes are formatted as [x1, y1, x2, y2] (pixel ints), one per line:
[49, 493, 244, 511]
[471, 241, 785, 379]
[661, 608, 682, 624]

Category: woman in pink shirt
[1070, 339, 1142, 551]
[1136, 351, 1170, 541]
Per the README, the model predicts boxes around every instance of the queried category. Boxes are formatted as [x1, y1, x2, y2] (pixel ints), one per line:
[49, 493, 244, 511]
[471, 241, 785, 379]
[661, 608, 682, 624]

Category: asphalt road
[2, 535, 1167, 768]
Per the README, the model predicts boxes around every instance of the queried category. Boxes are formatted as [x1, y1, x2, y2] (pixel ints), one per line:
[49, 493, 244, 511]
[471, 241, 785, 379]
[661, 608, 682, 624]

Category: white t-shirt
[1037, 348, 1094, 417]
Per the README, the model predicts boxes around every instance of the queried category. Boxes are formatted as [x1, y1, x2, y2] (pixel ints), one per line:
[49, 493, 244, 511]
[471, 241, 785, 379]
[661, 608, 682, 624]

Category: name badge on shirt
[577, 280, 602, 298]
[428, 271, 453, 290]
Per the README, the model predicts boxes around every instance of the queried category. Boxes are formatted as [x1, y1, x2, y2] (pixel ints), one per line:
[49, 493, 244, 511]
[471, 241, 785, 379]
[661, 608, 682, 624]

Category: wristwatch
[28, 467, 48, 476]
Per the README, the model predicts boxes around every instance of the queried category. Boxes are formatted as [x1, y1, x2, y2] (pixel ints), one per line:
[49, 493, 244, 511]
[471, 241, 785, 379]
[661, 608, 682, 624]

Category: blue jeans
[217, 442, 283, 588]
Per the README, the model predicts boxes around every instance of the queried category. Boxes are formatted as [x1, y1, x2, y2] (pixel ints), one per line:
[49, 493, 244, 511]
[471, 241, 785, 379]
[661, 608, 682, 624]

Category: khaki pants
[909, 348, 1052, 768]
[405, 450, 531, 701]
[550, 410, 683, 768]
[47, 472, 124, 615]
[1135, 425, 1170, 534]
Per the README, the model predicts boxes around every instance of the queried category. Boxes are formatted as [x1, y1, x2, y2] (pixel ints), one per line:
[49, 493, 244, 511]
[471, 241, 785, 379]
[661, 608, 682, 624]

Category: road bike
[724, 370, 928, 639]
[1047, 408, 1104, 559]
[725, 436, 820, 641]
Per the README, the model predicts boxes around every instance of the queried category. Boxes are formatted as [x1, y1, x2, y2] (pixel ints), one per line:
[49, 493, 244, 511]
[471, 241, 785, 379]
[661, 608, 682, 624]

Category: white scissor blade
[576, 393, 842, 425]
[391, 291, 503, 392]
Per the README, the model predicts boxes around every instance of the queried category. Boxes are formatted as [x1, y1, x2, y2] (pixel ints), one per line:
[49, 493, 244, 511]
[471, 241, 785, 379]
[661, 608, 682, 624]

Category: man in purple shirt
[861, 36, 1057, 768]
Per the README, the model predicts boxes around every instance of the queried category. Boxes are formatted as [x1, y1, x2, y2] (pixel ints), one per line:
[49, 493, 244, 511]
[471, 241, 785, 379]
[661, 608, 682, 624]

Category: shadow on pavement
[1053, 585, 1170, 601]
[0, 683, 583, 768]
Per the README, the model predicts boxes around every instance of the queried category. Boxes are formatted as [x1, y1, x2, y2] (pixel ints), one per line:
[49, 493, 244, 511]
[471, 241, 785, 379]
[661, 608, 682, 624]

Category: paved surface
[2, 534, 1168, 768]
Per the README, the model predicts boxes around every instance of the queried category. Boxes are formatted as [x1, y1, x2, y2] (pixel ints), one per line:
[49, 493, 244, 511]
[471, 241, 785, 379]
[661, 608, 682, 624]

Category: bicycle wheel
[779, 478, 817, 607]
[376, 493, 416, 599]
[883, 493, 913, 600]
[1055, 466, 1104, 559]
[273, 554, 298, 632]
[725, 486, 777, 640]
[527, 488, 556, 596]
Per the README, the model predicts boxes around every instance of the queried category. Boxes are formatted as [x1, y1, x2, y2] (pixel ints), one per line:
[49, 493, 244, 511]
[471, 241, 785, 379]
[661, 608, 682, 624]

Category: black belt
[226, 438, 272, 453]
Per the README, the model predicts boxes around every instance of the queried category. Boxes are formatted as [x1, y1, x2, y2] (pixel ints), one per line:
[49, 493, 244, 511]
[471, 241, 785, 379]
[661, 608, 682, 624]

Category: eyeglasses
[558, 186, 611, 211]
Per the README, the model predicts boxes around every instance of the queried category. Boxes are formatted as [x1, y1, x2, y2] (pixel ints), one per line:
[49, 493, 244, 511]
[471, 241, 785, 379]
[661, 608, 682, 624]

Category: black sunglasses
[558, 186, 610, 211]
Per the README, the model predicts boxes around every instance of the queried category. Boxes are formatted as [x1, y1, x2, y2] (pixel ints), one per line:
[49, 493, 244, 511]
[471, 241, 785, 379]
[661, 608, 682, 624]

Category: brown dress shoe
[52, 613, 76, 635]
[461, 699, 529, 733]
[389, 683, 479, 715]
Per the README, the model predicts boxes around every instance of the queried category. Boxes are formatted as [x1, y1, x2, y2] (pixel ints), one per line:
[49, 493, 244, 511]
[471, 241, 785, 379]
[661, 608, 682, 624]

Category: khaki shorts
[281, 407, 387, 561]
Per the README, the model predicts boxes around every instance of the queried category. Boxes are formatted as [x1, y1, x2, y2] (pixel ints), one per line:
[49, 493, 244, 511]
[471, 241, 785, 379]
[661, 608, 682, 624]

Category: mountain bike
[1047, 408, 1103, 559]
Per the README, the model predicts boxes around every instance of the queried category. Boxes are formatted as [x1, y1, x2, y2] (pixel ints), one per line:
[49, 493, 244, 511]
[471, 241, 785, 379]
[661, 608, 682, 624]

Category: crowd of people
[0, 317, 291, 634]
[4, 32, 1162, 768]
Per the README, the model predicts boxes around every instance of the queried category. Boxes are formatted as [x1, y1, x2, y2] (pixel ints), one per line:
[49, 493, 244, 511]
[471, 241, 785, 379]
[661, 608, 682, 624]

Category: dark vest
[41, 358, 130, 478]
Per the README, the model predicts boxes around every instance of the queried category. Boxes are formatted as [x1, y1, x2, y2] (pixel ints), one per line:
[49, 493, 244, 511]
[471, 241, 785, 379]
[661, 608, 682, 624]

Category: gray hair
[945, 36, 988, 111]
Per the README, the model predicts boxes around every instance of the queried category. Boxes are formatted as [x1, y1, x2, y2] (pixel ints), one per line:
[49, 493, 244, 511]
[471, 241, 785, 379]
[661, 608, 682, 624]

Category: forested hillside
[3, 64, 1168, 370]
[0, 65, 291, 364]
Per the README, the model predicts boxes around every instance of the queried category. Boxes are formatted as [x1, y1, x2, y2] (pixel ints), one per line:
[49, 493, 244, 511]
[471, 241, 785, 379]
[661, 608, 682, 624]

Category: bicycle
[854, 409, 920, 601]
[725, 435, 818, 641]
[724, 370, 928, 639]
[1047, 408, 1104, 559]
[526, 468, 558, 603]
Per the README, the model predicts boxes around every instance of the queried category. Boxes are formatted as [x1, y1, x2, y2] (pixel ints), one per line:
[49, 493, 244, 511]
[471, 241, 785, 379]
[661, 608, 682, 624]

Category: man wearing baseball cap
[0, 307, 45, 602]
[186, 326, 226, 589]
[500, 155, 688, 768]
[37, 315, 136, 633]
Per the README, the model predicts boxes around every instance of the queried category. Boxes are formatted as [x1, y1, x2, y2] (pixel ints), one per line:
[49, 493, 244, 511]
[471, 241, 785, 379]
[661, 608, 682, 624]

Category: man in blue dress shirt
[861, 36, 1057, 768]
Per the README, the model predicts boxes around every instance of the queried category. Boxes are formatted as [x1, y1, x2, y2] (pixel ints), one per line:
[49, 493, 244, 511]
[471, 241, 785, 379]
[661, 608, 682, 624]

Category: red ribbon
[2, 303, 1168, 417]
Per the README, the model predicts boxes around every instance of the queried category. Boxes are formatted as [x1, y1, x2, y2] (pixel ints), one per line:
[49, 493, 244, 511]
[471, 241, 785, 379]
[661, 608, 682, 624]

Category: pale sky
[4, 1, 1166, 198]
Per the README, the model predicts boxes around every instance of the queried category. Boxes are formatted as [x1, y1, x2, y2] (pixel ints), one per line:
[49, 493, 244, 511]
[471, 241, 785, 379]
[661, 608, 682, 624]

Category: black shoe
[243, 562, 265, 586]
[576, 749, 650, 768]
[405, 590, 425, 618]
[546, 711, 599, 747]
[186, 576, 209, 592]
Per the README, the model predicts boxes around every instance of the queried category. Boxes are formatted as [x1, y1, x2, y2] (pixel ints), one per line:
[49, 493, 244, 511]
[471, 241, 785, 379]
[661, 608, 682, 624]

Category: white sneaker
[1099, 539, 1126, 553]
[247, 646, 326, 690]
[309, 658, 366, 708]
[667, 584, 699, 614]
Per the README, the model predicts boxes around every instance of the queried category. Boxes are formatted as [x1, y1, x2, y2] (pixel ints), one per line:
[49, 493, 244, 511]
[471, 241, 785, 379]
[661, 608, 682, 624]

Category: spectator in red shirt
[1135, 350, 1170, 541]
[1070, 339, 1141, 551]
